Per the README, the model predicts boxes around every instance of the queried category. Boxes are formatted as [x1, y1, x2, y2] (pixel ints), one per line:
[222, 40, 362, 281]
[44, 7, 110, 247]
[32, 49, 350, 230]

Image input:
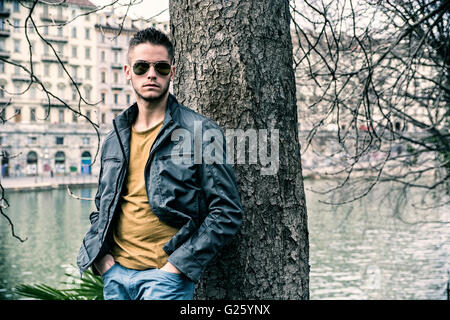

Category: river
[0, 180, 448, 299]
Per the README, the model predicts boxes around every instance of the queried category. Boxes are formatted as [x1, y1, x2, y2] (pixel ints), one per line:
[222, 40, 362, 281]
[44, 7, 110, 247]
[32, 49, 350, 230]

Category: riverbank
[0, 175, 98, 192]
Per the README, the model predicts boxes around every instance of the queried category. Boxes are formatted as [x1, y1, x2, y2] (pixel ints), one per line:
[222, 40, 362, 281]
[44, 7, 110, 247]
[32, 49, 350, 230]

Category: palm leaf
[15, 267, 104, 300]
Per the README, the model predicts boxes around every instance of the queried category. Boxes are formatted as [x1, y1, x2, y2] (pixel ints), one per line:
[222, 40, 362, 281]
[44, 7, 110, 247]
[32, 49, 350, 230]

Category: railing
[40, 14, 68, 23]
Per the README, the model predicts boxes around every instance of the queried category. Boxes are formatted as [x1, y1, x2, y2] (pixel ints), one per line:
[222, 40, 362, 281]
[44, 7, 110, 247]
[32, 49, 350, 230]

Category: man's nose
[147, 65, 158, 78]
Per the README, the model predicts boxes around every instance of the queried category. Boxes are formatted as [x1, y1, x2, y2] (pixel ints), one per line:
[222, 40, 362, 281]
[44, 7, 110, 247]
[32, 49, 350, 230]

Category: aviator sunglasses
[132, 61, 172, 76]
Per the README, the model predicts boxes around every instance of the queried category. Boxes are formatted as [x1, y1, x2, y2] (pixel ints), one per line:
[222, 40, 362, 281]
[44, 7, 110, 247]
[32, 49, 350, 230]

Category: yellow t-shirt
[110, 120, 179, 270]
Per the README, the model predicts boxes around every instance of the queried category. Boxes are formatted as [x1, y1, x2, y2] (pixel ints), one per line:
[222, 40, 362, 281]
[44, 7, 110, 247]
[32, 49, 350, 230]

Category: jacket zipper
[143, 119, 176, 209]
[100, 119, 128, 242]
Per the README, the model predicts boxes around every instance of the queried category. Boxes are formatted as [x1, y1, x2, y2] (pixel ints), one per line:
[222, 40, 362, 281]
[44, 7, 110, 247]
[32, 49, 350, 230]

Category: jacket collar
[112, 93, 180, 165]
[114, 93, 180, 131]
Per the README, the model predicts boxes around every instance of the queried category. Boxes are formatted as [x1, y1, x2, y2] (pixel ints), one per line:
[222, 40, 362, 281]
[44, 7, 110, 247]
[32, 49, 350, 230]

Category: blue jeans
[101, 263, 195, 300]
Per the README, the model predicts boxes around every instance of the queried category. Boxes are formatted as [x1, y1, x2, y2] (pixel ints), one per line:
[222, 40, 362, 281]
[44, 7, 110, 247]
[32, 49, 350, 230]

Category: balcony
[111, 83, 125, 90]
[12, 73, 31, 82]
[0, 48, 10, 58]
[0, 29, 10, 37]
[41, 53, 68, 63]
[111, 45, 123, 51]
[0, 96, 11, 105]
[40, 14, 68, 24]
[72, 77, 83, 85]
[0, 8, 10, 17]
[41, 98, 66, 108]
[43, 34, 68, 43]
[111, 62, 122, 69]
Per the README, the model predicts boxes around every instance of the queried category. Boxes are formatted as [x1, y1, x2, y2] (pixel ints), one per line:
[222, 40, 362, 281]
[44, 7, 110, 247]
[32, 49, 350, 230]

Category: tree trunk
[169, 0, 309, 299]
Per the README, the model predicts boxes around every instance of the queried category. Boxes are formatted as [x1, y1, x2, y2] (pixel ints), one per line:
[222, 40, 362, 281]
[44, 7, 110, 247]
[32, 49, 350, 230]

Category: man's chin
[138, 92, 166, 102]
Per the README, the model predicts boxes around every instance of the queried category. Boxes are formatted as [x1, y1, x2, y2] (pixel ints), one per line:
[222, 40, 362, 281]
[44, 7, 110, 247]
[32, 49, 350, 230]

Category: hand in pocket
[94, 253, 115, 275]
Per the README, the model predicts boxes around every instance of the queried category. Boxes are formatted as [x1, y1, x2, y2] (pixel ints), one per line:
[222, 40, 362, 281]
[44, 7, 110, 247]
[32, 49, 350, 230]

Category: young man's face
[125, 43, 174, 103]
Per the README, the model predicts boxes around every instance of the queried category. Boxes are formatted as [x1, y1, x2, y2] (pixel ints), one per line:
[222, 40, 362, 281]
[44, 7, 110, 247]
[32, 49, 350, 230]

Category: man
[77, 28, 243, 300]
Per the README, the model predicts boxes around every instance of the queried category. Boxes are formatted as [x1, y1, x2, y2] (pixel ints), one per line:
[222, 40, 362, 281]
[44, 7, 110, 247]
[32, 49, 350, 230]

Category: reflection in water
[0, 187, 94, 300]
[0, 182, 448, 299]
[306, 179, 450, 300]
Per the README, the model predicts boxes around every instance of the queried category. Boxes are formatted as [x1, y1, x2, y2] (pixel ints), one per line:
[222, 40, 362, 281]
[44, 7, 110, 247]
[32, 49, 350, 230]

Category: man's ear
[124, 64, 132, 81]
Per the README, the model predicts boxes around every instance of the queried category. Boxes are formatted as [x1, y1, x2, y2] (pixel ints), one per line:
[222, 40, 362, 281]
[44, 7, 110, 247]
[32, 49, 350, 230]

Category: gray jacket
[77, 94, 243, 283]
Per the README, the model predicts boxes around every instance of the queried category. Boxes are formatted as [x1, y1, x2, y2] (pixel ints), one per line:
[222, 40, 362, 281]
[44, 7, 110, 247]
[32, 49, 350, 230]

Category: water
[0, 187, 95, 300]
[306, 179, 450, 300]
[0, 182, 448, 300]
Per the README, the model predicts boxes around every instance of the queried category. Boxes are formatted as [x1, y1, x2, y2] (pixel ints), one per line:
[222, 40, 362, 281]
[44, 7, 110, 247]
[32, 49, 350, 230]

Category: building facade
[0, 0, 169, 177]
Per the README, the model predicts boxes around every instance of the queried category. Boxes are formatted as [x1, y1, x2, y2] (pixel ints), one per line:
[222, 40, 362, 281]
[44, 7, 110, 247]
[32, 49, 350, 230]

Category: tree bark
[170, 0, 309, 299]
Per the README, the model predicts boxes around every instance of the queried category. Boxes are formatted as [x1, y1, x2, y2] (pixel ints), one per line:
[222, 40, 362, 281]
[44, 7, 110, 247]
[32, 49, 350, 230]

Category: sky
[90, 0, 170, 21]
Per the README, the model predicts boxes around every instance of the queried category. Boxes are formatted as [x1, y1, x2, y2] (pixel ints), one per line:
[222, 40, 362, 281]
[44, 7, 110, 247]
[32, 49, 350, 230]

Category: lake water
[0, 181, 448, 300]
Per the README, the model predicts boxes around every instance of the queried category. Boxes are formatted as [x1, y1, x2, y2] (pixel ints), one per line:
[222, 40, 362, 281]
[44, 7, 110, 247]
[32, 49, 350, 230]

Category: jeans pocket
[101, 263, 117, 280]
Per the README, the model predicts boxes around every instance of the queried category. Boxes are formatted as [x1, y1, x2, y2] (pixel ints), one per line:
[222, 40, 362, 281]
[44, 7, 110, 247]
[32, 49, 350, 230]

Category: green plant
[15, 268, 104, 300]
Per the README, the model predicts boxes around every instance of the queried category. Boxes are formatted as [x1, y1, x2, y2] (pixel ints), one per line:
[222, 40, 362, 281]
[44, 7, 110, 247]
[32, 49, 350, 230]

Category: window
[44, 63, 50, 76]
[101, 51, 105, 62]
[58, 65, 63, 78]
[72, 112, 78, 123]
[57, 43, 64, 56]
[43, 25, 48, 35]
[27, 21, 34, 34]
[28, 136, 37, 145]
[114, 51, 118, 63]
[0, 61, 4, 73]
[86, 110, 91, 120]
[82, 137, 90, 145]
[14, 39, 20, 53]
[30, 108, 36, 122]
[101, 93, 105, 104]
[72, 66, 78, 78]
[85, 66, 91, 80]
[30, 41, 36, 55]
[13, 1, 20, 12]
[72, 46, 77, 58]
[58, 27, 63, 37]
[14, 108, 21, 123]
[56, 137, 64, 145]
[114, 93, 118, 104]
[85, 87, 91, 101]
[126, 94, 130, 105]
[101, 34, 105, 43]
[114, 72, 118, 83]
[101, 113, 105, 124]
[72, 89, 77, 101]
[85, 47, 91, 59]
[13, 19, 19, 33]
[58, 86, 64, 98]
[58, 109, 64, 123]
[30, 87, 35, 99]
[72, 27, 77, 38]
[85, 28, 90, 39]
[101, 71, 105, 83]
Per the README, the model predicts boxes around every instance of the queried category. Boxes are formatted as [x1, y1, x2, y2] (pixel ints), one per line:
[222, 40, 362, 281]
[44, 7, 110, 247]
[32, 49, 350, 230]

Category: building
[95, 10, 170, 126]
[0, 0, 169, 177]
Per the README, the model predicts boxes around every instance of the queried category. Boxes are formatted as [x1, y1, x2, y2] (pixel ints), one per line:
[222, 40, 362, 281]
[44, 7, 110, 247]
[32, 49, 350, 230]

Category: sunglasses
[132, 61, 172, 76]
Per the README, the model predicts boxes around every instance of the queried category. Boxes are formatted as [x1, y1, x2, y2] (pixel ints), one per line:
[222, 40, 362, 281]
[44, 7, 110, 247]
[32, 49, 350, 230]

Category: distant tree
[291, 0, 449, 210]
